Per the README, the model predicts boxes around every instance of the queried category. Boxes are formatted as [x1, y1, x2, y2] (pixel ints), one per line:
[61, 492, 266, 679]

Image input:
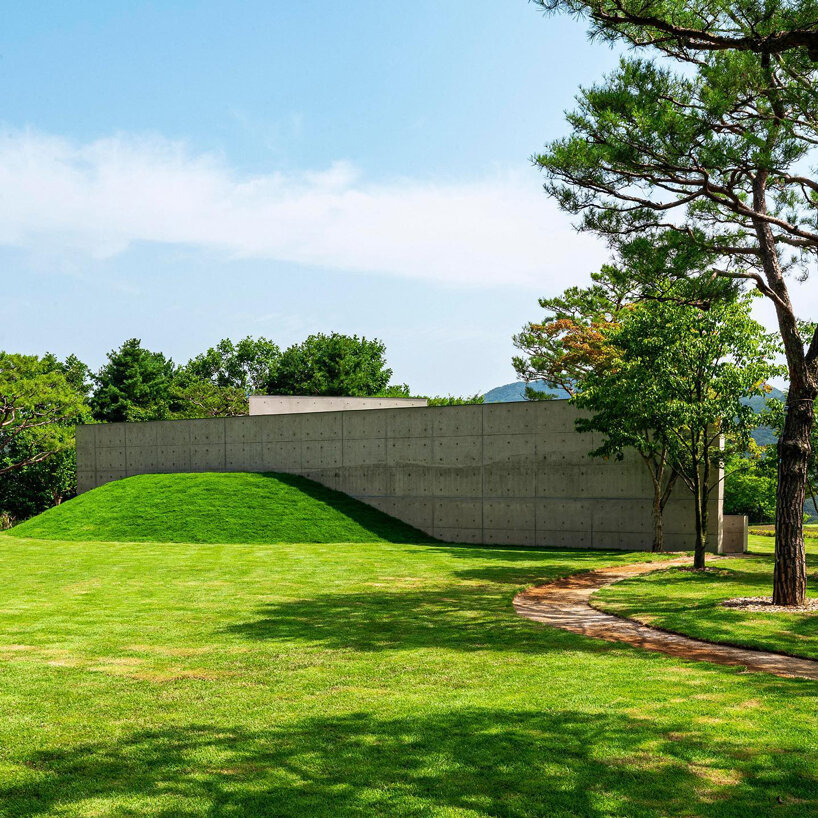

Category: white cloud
[0, 130, 606, 287]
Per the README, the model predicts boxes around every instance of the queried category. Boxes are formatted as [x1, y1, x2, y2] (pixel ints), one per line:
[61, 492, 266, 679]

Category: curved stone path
[513, 558, 818, 680]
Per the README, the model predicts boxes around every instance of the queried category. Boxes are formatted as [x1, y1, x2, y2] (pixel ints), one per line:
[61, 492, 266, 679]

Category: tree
[578, 293, 781, 568]
[514, 270, 682, 551]
[0, 353, 88, 477]
[533, 2, 818, 603]
[272, 333, 401, 397]
[180, 336, 281, 393]
[91, 339, 176, 422]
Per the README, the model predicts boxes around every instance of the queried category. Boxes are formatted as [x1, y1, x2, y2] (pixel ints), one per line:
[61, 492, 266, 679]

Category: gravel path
[513, 558, 818, 680]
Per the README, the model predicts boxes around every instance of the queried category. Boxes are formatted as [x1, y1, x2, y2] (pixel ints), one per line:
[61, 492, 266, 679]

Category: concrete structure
[249, 396, 428, 415]
[721, 515, 748, 554]
[76, 400, 722, 551]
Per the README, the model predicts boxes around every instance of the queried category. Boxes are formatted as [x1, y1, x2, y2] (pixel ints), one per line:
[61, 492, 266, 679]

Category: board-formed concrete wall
[249, 396, 428, 415]
[76, 400, 722, 551]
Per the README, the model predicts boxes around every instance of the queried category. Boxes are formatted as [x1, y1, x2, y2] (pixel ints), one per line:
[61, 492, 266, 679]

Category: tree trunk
[773, 388, 814, 606]
[641, 446, 676, 553]
[697, 458, 710, 570]
[692, 480, 706, 570]
[752, 171, 816, 605]
[690, 433, 707, 570]
[652, 487, 664, 552]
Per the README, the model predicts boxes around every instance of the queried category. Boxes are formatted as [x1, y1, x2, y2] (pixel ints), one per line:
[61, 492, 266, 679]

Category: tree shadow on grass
[597, 567, 818, 653]
[224, 586, 589, 654]
[2, 708, 814, 817]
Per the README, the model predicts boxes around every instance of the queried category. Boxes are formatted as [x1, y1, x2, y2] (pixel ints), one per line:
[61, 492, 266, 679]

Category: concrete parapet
[76, 400, 722, 551]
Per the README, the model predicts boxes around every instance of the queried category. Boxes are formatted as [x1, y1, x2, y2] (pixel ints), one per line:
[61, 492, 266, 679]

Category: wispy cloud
[0, 130, 606, 287]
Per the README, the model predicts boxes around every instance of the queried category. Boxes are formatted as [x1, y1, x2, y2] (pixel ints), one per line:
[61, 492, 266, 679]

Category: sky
[1, 1, 802, 395]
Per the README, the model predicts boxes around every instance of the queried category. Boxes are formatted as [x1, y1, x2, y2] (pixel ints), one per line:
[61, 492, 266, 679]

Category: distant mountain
[744, 387, 785, 413]
[483, 381, 569, 403]
[482, 382, 785, 445]
[745, 387, 785, 446]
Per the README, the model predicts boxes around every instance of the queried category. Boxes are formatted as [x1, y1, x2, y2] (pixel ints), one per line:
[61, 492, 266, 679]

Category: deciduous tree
[180, 336, 281, 393]
[273, 333, 401, 397]
[0, 353, 88, 476]
[514, 270, 678, 550]
[578, 293, 781, 567]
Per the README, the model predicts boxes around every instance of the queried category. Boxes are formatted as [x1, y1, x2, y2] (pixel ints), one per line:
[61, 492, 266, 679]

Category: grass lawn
[594, 536, 818, 661]
[0, 531, 816, 816]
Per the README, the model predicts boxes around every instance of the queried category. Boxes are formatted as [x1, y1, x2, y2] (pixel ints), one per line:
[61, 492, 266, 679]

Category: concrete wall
[249, 396, 428, 415]
[721, 515, 748, 554]
[76, 400, 722, 551]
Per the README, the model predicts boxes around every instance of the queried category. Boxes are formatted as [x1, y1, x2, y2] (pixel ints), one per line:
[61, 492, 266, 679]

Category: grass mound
[7, 472, 435, 545]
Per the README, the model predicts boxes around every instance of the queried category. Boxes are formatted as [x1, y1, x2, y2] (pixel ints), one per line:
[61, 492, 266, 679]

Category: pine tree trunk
[752, 173, 815, 605]
[773, 389, 813, 606]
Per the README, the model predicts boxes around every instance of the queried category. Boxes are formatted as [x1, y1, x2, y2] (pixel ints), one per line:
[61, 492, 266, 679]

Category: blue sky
[2, 2, 629, 394]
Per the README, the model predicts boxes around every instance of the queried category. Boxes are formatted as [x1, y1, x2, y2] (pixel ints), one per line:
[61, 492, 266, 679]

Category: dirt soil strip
[513, 558, 818, 681]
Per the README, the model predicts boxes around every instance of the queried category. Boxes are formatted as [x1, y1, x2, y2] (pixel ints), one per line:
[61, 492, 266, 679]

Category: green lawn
[9, 473, 433, 545]
[0, 531, 816, 816]
[1, 479, 817, 815]
[594, 536, 818, 660]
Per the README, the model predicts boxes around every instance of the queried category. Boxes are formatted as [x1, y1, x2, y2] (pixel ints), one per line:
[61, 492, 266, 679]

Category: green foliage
[424, 394, 484, 406]
[0, 352, 89, 477]
[374, 384, 413, 398]
[576, 291, 782, 562]
[536, 2, 818, 62]
[170, 380, 249, 418]
[534, 49, 818, 271]
[0, 447, 77, 523]
[579, 294, 781, 463]
[11, 472, 435, 545]
[179, 336, 281, 392]
[513, 268, 632, 396]
[274, 333, 399, 397]
[45, 353, 93, 398]
[534, 0, 818, 597]
[2, 331, 414, 519]
[723, 452, 777, 524]
[91, 339, 176, 422]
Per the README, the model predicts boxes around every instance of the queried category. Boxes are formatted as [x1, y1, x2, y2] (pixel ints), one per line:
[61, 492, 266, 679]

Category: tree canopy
[534, 1, 818, 60]
[90, 339, 176, 423]
[179, 336, 281, 393]
[0, 353, 89, 477]
[274, 333, 405, 397]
